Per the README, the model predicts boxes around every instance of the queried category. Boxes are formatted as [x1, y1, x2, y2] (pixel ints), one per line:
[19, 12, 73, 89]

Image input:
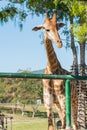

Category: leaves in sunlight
[0, 1, 27, 29]
[73, 23, 87, 43]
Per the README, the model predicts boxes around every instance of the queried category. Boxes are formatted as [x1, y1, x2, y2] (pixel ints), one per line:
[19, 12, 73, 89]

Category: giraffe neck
[44, 34, 61, 73]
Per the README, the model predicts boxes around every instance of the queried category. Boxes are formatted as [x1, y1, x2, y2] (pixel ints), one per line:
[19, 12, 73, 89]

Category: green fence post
[65, 79, 71, 129]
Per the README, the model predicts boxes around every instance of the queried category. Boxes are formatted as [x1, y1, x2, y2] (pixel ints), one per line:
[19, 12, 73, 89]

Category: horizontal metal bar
[0, 72, 87, 80]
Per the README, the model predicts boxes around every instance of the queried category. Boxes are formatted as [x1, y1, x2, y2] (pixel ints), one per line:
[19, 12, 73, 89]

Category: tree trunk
[78, 41, 87, 129]
[70, 17, 78, 76]
[80, 42, 86, 75]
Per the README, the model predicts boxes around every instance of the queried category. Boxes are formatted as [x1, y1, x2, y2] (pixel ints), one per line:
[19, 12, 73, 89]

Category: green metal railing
[0, 72, 87, 129]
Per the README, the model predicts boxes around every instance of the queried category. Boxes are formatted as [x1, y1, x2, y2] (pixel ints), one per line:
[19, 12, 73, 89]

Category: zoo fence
[0, 72, 87, 129]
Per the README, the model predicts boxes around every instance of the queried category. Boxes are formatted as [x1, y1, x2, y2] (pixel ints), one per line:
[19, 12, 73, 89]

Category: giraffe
[32, 12, 78, 130]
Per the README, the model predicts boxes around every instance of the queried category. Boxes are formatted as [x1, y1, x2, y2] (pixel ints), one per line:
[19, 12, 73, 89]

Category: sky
[0, 14, 72, 72]
[0, 12, 87, 72]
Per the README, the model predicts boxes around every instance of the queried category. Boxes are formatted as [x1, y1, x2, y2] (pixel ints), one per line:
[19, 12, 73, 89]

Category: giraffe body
[32, 12, 78, 130]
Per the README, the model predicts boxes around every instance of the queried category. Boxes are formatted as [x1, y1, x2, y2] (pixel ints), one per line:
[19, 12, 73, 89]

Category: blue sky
[0, 13, 86, 72]
[0, 14, 72, 72]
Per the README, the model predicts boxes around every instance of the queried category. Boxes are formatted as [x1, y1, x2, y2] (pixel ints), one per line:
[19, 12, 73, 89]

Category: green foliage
[53, 0, 59, 7]
[59, 0, 87, 45]
[8, 0, 25, 4]
[0, 0, 86, 43]
[72, 23, 87, 42]
[0, 6, 17, 23]
[26, 0, 55, 14]
[28, 0, 87, 45]
[0, 1, 27, 29]
[0, 75, 43, 104]
[71, 1, 85, 16]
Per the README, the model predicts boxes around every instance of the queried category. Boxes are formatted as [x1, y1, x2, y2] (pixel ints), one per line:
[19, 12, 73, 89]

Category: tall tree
[27, 0, 87, 75]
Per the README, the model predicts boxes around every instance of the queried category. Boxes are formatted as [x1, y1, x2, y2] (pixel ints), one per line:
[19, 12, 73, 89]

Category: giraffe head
[32, 12, 65, 48]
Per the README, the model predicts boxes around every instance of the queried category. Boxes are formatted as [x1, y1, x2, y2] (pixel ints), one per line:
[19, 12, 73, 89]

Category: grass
[7, 114, 48, 130]
[1, 104, 58, 130]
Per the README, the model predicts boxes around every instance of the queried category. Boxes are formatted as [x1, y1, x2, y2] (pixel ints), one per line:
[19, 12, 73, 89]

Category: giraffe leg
[43, 86, 54, 130]
[54, 94, 66, 129]
[54, 102, 66, 129]
[54, 102, 62, 121]
[47, 107, 54, 130]
[58, 94, 66, 129]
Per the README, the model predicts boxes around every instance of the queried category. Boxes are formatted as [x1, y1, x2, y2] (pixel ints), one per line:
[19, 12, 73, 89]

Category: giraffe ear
[32, 25, 44, 31]
[57, 23, 65, 30]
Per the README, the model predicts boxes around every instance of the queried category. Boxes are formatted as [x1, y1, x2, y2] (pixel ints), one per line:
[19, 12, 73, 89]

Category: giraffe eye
[46, 29, 50, 32]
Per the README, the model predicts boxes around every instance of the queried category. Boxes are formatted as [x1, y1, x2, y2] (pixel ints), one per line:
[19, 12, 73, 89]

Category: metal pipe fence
[0, 72, 87, 129]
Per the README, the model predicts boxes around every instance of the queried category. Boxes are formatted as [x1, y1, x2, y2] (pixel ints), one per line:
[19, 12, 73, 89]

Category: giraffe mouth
[55, 40, 62, 48]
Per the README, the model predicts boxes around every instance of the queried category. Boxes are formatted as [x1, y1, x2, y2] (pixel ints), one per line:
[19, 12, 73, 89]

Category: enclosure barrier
[0, 72, 87, 129]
